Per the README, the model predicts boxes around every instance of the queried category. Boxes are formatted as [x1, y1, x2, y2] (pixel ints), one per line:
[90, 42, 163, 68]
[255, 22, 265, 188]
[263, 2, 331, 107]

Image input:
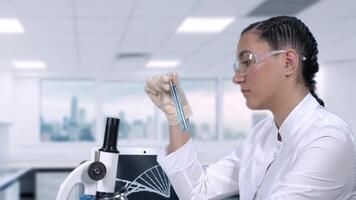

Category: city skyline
[41, 96, 95, 142]
[39, 80, 266, 143]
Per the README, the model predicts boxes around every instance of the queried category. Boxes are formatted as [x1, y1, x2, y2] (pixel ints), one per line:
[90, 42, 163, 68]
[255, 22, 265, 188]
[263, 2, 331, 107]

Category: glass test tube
[169, 81, 189, 132]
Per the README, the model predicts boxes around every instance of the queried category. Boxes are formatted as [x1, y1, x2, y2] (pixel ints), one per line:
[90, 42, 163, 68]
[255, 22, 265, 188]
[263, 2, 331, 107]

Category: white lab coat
[157, 94, 356, 200]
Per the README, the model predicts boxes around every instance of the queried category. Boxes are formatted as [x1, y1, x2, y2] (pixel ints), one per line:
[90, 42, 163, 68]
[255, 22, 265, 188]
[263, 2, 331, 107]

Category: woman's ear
[284, 49, 299, 77]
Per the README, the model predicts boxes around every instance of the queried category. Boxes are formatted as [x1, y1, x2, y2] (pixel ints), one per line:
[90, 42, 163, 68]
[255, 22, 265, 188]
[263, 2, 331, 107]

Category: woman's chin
[246, 99, 262, 110]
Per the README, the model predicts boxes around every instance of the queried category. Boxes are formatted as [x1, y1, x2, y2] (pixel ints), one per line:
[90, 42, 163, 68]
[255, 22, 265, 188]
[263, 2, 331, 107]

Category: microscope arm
[56, 161, 97, 200]
[55, 117, 122, 200]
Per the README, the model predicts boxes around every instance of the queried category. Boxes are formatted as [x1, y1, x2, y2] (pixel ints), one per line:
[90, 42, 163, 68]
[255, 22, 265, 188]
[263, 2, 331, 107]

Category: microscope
[56, 117, 128, 200]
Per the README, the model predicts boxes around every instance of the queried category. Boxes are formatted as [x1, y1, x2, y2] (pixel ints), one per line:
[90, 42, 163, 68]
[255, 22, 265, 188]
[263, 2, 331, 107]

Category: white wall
[0, 70, 12, 124]
[318, 62, 356, 133]
[0, 126, 9, 160]
[0, 70, 12, 161]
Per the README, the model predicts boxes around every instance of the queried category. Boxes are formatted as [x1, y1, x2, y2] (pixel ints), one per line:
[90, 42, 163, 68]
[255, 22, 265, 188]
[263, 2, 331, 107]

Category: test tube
[169, 81, 190, 132]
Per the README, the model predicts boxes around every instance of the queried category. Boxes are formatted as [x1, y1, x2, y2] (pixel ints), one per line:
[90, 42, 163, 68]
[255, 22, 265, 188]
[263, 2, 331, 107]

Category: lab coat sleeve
[269, 126, 355, 200]
[157, 139, 241, 200]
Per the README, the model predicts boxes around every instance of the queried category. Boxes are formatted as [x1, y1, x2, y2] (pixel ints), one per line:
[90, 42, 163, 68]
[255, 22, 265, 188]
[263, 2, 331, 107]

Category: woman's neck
[271, 87, 309, 129]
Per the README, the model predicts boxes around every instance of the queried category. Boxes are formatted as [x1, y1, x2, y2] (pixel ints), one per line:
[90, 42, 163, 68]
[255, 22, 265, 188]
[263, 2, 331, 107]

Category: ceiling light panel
[177, 17, 235, 33]
[0, 19, 25, 33]
[12, 61, 46, 69]
[146, 60, 180, 68]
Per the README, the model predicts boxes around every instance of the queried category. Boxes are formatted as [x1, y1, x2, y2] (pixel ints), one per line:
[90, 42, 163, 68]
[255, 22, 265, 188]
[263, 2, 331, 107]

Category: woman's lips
[241, 89, 250, 97]
[241, 89, 250, 95]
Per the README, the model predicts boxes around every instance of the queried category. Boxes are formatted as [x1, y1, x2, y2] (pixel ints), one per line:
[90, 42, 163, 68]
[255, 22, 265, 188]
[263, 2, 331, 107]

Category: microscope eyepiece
[100, 117, 120, 153]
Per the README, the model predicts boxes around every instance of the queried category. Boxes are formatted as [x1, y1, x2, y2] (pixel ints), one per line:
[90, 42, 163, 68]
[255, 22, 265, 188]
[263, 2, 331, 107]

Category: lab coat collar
[275, 93, 320, 145]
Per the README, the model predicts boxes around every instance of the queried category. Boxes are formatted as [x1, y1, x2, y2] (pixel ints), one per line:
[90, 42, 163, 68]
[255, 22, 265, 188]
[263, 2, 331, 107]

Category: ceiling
[0, 0, 355, 77]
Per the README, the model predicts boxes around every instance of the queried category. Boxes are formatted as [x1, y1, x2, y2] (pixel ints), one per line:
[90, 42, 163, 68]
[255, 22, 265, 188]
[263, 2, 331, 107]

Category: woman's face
[233, 31, 286, 110]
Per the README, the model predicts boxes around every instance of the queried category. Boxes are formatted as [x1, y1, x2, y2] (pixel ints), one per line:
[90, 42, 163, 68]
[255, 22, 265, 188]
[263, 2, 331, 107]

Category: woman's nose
[232, 70, 246, 85]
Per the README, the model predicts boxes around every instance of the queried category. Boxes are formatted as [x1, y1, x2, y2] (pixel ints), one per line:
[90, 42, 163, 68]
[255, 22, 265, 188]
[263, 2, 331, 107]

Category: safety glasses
[233, 50, 286, 73]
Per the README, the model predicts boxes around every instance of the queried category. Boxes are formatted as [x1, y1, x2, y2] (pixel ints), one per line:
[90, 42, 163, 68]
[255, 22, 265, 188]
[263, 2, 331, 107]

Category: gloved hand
[145, 72, 192, 126]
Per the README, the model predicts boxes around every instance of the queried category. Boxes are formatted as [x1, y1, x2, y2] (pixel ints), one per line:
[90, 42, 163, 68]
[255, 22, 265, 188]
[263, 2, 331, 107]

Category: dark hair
[241, 16, 324, 107]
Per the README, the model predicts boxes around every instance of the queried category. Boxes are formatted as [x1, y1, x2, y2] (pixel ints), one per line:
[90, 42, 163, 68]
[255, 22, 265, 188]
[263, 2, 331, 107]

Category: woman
[145, 16, 356, 200]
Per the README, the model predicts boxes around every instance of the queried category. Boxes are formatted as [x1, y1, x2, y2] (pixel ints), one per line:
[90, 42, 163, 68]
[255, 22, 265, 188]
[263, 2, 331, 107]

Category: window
[39, 78, 269, 145]
[102, 82, 155, 140]
[40, 80, 96, 142]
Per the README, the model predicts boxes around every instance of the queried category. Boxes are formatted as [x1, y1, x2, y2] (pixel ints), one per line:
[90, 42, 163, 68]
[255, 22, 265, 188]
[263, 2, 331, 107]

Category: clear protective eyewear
[233, 50, 287, 73]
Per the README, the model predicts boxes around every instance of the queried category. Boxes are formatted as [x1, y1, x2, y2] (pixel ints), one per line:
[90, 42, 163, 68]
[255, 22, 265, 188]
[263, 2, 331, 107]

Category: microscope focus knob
[88, 161, 107, 181]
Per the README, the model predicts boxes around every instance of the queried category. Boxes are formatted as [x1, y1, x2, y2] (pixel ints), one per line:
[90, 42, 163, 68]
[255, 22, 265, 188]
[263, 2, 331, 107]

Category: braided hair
[241, 16, 325, 107]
